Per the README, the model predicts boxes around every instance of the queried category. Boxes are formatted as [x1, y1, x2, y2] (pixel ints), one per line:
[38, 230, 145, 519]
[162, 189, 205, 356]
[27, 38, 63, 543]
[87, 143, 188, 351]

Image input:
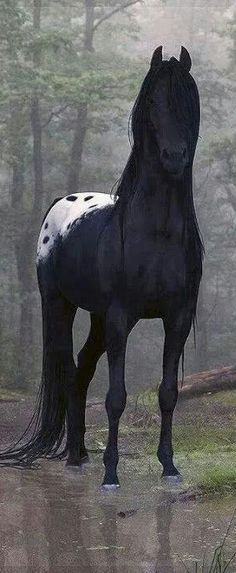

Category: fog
[0, 0, 235, 397]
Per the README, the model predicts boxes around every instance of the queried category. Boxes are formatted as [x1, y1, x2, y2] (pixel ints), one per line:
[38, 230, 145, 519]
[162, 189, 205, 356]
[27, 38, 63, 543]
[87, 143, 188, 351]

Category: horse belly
[57, 260, 106, 312]
[52, 206, 118, 311]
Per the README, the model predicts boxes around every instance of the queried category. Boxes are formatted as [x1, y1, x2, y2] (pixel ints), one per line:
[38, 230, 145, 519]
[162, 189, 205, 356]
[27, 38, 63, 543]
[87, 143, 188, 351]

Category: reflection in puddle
[155, 493, 175, 572]
[0, 458, 235, 572]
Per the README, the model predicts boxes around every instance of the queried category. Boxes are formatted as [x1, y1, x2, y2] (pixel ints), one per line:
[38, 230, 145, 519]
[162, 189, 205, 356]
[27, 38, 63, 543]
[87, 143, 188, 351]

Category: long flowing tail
[0, 349, 68, 467]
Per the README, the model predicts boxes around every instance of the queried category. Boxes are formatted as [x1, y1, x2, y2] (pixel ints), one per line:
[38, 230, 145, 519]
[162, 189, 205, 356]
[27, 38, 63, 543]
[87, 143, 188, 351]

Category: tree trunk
[15, 233, 35, 388]
[31, 96, 43, 221]
[13, 0, 43, 389]
[84, 0, 95, 50]
[67, 102, 88, 194]
[67, 0, 95, 194]
[11, 148, 24, 207]
[8, 101, 28, 388]
[9, 117, 41, 390]
[31, 0, 43, 222]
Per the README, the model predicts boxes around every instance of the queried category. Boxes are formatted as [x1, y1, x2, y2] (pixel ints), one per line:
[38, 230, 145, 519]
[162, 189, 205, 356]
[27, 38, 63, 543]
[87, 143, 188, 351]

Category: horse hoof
[161, 474, 183, 484]
[65, 458, 83, 470]
[65, 462, 82, 471]
[101, 483, 120, 491]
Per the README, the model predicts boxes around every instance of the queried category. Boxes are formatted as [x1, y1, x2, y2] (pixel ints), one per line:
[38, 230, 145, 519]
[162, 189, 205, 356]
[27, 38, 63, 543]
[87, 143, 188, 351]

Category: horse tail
[0, 293, 75, 468]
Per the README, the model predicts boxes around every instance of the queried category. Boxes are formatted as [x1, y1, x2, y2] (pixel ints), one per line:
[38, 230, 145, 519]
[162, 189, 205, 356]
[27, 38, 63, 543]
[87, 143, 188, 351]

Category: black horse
[0, 46, 203, 488]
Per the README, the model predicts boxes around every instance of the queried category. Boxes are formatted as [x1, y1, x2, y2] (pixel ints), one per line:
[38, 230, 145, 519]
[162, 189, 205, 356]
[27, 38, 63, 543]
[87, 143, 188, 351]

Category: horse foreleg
[102, 302, 128, 489]
[66, 313, 106, 467]
[157, 310, 192, 480]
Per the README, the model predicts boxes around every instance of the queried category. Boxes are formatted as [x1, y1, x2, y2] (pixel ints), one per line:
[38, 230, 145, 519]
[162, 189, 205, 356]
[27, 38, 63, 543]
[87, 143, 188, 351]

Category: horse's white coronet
[101, 483, 120, 490]
[36, 192, 114, 262]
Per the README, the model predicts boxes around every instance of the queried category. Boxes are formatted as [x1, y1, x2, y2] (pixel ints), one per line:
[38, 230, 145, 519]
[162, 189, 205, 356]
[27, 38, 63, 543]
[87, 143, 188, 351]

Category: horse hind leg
[66, 313, 106, 467]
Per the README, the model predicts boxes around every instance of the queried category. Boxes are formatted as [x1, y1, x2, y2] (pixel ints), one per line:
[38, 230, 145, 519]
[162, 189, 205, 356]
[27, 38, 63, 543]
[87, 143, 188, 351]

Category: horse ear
[179, 46, 191, 72]
[150, 46, 163, 70]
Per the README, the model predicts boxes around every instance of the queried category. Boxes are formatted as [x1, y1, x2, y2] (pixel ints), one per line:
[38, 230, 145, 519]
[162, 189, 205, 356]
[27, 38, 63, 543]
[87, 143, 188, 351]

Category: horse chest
[124, 237, 186, 302]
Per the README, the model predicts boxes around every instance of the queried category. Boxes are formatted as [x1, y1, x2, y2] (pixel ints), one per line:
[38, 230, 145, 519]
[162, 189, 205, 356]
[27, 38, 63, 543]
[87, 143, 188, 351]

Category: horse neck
[125, 158, 192, 241]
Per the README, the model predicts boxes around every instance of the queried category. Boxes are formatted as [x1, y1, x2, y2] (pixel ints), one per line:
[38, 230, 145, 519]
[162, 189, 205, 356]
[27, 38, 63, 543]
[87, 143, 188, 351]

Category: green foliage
[126, 388, 236, 496]
[0, 0, 28, 53]
[197, 466, 236, 496]
[0, 0, 143, 167]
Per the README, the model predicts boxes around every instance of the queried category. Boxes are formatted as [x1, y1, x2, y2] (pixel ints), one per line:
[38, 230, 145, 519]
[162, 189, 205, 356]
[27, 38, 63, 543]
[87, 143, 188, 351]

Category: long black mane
[115, 58, 200, 201]
[114, 57, 204, 321]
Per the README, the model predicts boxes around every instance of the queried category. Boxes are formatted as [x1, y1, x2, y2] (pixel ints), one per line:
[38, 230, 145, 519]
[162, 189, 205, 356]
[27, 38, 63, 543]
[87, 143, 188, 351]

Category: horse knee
[159, 382, 178, 413]
[105, 388, 127, 421]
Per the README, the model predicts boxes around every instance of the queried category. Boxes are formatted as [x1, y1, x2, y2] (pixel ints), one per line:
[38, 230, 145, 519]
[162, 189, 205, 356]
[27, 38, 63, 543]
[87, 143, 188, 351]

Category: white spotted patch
[37, 192, 115, 262]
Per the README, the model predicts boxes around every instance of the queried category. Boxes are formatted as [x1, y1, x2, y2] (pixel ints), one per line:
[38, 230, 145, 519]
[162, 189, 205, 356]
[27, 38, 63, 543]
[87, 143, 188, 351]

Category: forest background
[0, 0, 236, 397]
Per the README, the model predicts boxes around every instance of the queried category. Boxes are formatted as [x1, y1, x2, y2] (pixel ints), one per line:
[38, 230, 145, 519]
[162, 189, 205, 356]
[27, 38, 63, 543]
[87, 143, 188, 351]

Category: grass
[193, 463, 236, 496]
[162, 425, 235, 456]
[79, 386, 236, 495]
[120, 387, 236, 496]
[182, 547, 236, 572]
[211, 391, 236, 407]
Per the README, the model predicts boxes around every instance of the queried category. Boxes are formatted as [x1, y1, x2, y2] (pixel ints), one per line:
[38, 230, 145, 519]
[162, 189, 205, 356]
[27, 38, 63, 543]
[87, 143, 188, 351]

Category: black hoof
[65, 456, 83, 469]
[65, 445, 89, 468]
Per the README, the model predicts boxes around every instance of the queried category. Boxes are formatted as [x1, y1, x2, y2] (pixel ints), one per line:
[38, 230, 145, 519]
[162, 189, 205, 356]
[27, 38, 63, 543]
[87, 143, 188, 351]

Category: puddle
[0, 456, 235, 572]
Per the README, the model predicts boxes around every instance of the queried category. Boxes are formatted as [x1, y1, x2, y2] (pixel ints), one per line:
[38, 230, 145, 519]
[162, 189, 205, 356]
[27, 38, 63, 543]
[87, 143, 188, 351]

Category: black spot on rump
[67, 223, 71, 230]
[89, 204, 98, 209]
[84, 195, 93, 201]
[66, 195, 77, 202]
[43, 236, 50, 244]
[44, 222, 48, 229]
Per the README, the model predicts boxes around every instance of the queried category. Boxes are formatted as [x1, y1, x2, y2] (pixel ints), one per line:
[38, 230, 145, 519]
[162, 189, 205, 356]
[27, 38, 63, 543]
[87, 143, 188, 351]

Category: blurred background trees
[0, 0, 236, 396]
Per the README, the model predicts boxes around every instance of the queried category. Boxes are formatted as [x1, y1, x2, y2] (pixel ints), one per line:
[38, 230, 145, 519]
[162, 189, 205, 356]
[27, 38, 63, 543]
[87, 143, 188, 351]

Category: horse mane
[114, 58, 200, 202]
[113, 57, 204, 321]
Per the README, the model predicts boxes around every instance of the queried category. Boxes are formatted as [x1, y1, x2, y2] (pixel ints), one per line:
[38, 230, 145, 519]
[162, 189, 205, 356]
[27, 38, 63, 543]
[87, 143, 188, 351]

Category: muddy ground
[0, 389, 235, 572]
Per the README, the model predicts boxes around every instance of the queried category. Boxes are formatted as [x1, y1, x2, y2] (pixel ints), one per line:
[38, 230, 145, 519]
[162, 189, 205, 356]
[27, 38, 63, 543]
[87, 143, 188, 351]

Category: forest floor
[0, 386, 236, 572]
[79, 387, 236, 498]
[0, 385, 236, 496]
[122, 388, 236, 497]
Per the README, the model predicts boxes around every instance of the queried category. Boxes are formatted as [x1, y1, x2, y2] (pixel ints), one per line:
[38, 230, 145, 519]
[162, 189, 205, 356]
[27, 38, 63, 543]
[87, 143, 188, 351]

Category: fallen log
[86, 367, 236, 409]
[178, 365, 236, 400]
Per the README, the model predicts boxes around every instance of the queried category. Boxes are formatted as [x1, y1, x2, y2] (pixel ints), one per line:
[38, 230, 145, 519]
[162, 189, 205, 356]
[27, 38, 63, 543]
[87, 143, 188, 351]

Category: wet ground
[0, 459, 236, 573]
[0, 397, 236, 572]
